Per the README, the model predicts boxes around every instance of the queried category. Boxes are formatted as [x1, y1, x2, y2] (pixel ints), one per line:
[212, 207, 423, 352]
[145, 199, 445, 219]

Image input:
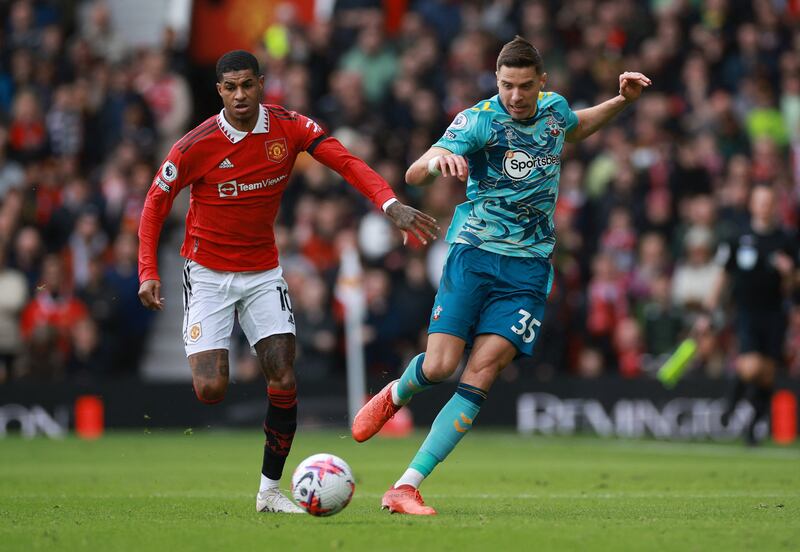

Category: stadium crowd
[1, 0, 800, 384]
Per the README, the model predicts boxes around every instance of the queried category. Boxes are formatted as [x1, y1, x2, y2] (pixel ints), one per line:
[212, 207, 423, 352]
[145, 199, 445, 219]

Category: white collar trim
[216, 104, 269, 143]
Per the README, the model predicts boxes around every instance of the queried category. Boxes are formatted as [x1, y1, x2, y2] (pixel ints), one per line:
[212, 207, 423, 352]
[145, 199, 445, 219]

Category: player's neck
[222, 108, 258, 133]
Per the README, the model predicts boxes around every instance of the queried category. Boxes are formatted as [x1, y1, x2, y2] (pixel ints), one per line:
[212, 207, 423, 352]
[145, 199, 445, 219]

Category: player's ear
[216, 81, 223, 97]
[540, 72, 548, 89]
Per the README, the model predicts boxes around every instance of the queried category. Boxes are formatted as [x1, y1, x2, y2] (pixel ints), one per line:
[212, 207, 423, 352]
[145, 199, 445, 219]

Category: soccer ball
[291, 453, 355, 516]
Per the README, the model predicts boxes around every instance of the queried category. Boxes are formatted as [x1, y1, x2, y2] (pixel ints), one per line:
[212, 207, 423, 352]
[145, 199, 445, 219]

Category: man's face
[216, 69, 264, 125]
[750, 186, 775, 222]
[496, 65, 547, 120]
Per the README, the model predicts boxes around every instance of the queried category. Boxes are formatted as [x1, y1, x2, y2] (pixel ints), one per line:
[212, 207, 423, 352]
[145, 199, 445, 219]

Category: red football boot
[381, 485, 437, 515]
[351, 380, 400, 443]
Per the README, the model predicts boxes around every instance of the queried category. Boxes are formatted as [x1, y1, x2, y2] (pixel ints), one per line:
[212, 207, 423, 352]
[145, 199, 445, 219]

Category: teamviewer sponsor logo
[502, 150, 560, 180]
[218, 181, 238, 197]
[217, 175, 288, 197]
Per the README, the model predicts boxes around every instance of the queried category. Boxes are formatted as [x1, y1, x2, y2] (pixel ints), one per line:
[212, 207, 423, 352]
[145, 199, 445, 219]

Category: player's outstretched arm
[566, 71, 651, 143]
[308, 136, 440, 244]
[384, 201, 440, 246]
[405, 147, 468, 186]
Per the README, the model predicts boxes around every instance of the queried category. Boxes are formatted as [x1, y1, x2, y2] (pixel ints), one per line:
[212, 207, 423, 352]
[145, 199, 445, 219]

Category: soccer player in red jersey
[137, 50, 438, 513]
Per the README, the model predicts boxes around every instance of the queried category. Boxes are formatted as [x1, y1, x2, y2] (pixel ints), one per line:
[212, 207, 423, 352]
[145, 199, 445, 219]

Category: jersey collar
[216, 104, 270, 143]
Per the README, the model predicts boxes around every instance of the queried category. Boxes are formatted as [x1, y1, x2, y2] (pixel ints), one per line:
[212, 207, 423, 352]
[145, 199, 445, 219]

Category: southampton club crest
[265, 138, 288, 163]
[545, 116, 562, 137]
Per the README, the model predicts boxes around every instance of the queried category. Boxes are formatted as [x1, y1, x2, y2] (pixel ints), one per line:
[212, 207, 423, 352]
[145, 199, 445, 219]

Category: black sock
[262, 387, 297, 481]
[749, 385, 773, 423]
[723, 376, 748, 418]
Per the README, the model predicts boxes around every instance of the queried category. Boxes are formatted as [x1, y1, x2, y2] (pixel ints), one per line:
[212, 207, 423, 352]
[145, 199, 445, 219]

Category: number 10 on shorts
[511, 309, 541, 343]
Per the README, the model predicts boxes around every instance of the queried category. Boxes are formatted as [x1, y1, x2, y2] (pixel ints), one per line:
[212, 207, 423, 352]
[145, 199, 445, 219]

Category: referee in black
[705, 184, 797, 445]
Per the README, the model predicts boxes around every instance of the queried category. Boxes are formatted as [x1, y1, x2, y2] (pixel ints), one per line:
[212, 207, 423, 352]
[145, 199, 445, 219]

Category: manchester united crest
[188, 322, 202, 343]
[265, 138, 288, 163]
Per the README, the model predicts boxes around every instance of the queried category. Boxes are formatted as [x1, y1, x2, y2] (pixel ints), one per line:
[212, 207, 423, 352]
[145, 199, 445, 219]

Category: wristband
[381, 198, 398, 212]
[427, 156, 442, 177]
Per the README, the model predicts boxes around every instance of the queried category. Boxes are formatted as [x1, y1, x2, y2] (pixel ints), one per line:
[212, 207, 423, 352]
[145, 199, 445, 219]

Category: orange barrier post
[771, 390, 797, 445]
[74, 395, 104, 440]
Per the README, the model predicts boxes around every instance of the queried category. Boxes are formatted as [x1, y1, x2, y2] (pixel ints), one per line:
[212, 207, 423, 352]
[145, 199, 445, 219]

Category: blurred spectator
[629, 232, 669, 303]
[65, 317, 105, 382]
[586, 252, 628, 369]
[8, 88, 47, 162]
[614, 317, 644, 378]
[65, 207, 108, 289]
[671, 226, 722, 311]
[76, 254, 118, 374]
[0, 125, 25, 198]
[641, 273, 683, 359]
[294, 274, 338, 380]
[105, 232, 153, 376]
[79, 0, 129, 64]
[7, 0, 42, 52]
[46, 84, 83, 158]
[9, 225, 43, 293]
[19, 254, 89, 375]
[340, 23, 398, 105]
[362, 267, 401, 374]
[0, 247, 28, 382]
[133, 49, 191, 158]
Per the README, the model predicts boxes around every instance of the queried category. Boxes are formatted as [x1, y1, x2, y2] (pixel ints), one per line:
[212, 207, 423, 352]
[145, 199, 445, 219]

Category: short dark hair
[496, 35, 544, 74]
[216, 50, 260, 82]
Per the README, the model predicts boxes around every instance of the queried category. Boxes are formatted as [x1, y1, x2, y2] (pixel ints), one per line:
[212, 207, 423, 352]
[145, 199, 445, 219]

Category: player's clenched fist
[138, 279, 164, 311]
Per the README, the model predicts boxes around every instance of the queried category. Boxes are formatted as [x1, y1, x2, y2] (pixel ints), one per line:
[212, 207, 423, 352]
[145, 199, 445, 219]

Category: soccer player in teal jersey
[352, 35, 651, 515]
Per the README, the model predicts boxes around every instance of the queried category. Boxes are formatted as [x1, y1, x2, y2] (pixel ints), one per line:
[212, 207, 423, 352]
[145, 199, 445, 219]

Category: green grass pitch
[1, 430, 798, 551]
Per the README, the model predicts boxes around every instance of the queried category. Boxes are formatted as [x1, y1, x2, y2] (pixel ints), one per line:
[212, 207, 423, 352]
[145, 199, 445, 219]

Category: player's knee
[193, 379, 227, 404]
[268, 369, 296, 390]
[737, 354, 760, 380]
[422, 356, 458, 382]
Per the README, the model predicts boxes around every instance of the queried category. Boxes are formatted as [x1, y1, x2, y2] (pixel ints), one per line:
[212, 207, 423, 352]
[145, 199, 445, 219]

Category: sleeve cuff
[381, 198, 399, 212]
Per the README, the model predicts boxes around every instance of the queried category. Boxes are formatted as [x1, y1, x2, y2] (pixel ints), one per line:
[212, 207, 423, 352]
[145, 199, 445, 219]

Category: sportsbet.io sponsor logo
[502, 150, 560, 180]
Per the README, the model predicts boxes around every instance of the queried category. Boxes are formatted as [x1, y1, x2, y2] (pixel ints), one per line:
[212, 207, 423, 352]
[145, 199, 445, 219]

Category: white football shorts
[181, 259, 295, 356]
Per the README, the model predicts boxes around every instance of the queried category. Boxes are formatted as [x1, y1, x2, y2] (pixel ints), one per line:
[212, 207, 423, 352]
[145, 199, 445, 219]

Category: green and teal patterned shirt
[433, 92, 579, 258]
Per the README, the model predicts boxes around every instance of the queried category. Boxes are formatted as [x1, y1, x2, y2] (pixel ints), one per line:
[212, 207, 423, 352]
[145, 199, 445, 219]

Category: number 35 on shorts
[510, 309, 541, 344]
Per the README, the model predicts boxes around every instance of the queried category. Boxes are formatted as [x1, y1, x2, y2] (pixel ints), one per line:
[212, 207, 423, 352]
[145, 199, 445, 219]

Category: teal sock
[409, 383, 487, 477]
[396, 353, 439, 403]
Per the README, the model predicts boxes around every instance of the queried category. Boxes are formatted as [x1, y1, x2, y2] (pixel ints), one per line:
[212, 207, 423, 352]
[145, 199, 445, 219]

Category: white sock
[395, 468, 425, 489]
[390, 381, 408, 406]
[259, 474, 280, 493]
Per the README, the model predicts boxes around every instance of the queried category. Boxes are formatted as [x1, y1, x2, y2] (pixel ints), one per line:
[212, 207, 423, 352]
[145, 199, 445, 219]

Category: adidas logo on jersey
[218, 158, 234, 169]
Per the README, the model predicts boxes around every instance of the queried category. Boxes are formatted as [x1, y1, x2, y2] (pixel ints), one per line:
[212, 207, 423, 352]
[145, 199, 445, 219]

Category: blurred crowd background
[1, 0, 800, 385]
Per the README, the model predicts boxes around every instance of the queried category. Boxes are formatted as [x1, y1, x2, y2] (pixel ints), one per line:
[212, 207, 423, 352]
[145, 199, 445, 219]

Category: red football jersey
[138, 104, 396, 282]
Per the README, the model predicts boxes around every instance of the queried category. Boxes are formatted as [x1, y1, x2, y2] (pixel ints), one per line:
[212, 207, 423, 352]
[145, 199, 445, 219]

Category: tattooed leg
[188, 349, 229, 404]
